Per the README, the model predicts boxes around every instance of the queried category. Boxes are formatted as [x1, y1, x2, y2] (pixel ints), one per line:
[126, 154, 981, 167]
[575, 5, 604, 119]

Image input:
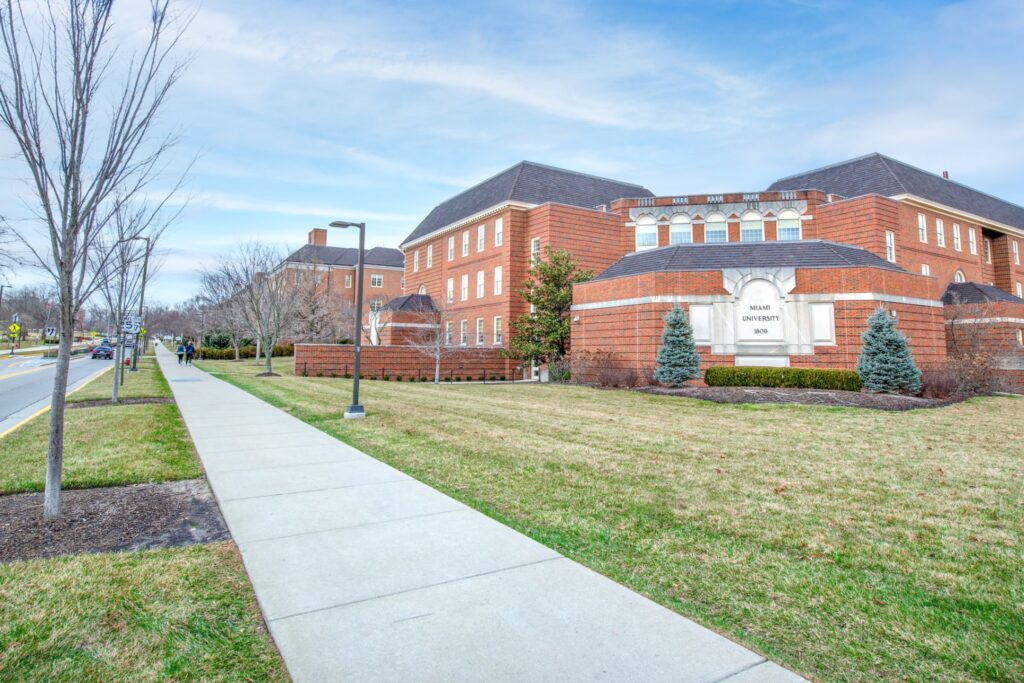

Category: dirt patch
[0, 479, 229, 563]
[67, 397, 175, 409]
[638, 385, 965, 410]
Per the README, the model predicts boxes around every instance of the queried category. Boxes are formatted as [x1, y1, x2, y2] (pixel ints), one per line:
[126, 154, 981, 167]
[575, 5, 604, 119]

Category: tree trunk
[434, 354, 441, 384]
[111, 332, 122, 404]
[264, 338, 273, 374]
[233, 341, 240, 361]
[43, 310, 74, 517]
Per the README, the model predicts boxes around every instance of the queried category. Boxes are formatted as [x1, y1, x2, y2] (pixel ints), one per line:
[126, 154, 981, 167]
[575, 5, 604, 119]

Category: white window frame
[445, 321, 453, 345]
[952, 223, 961, 251]
[477, 225, 485, 252]
[460, 274, 468, 301]
[493, 316, 502, 345]
[704, 213, 728, 243]
[494, 266, 503, 296]
[476, 317, 484, 345]
[495, 218, 503, 247]
[446, 278, 454, 303]
[776, 209, 802, 241]
[413, 250, 419, 272]
[460, 320, 467, 346]
[918, 213, 927, 243]
[954, 270, 965, 283]
[530, 237, 541, 264]
[936, 219, 945, 247]
[345, 273, 352, 288]
[370, 274, 383, 288]
[476, 270, 484, 298]
[462, 230, 470, 256]
[885, 230, 896, 262]
[968, 228, 977, 255]
[448, 236, 455, 261]
[921, 263, 930, 276]
[369, 298, 383, 313]
[1014, 240, 1020, 265]
[1017, 282, 1023, 298]
[669, 215, 692, 244]
[739, 211, 764, 242]
[634, 216, 658, 251]
[426, 245, 433, 268]
[984, 238, 992, 264]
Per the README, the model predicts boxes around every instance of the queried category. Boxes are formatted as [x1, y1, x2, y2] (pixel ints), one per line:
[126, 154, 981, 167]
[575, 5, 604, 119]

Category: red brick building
[296, 154, 1024, 386]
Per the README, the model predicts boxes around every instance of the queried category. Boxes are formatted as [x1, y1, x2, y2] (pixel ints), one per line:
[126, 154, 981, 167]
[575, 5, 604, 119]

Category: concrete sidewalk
[156, 346, 805, 682]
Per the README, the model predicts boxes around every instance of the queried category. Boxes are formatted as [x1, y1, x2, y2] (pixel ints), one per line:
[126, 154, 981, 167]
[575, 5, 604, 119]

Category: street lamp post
[329, 220, 366, 419]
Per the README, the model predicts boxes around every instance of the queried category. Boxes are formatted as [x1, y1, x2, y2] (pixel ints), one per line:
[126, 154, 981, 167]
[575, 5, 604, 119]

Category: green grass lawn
[0, 542, 288, 682]
[69, 356, 171, 402]
[202, 358, 1024, 683]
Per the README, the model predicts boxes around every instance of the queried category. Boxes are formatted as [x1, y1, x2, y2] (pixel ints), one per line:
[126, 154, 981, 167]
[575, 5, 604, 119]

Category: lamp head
[329, 220, 365, 229]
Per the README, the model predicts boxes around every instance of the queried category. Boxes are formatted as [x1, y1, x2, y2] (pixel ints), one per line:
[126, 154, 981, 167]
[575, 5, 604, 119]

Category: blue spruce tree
[857, 307, 922, 394]
[654, 305, 701, 386]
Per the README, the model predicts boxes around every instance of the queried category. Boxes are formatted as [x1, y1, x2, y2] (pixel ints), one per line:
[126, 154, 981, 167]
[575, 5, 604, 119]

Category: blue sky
[4, 0, 1023, 303]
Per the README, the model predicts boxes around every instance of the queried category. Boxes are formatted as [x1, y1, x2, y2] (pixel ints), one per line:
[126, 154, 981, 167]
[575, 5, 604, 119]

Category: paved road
[0, 354, 112, 434]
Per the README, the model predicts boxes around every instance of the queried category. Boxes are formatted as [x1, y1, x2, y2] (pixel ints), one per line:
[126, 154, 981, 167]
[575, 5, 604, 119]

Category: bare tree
[0, 0, 189, 516]
[199, 266, 249, 360]
[290, 266, 357, 343]
[206, 242, 301, 376]
[404, 302, 468, 383]
[944, 297, 1010, 394]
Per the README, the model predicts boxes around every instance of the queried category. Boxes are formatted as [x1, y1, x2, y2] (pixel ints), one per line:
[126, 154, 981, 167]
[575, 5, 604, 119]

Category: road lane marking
[0, 364, 113, 439]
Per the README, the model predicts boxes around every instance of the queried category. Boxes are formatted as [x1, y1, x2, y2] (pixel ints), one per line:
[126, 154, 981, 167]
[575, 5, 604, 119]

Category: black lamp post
[329, 220, 366, 419]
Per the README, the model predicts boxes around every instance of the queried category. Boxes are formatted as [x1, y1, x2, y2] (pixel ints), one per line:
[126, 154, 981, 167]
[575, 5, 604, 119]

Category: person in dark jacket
[176, 343, 185, 365]
[185, 341, 195, 365]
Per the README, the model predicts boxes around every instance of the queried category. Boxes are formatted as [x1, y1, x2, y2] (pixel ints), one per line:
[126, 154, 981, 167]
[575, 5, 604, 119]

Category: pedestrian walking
[185, 341, 195, 366]
[176, 342, 185, 365]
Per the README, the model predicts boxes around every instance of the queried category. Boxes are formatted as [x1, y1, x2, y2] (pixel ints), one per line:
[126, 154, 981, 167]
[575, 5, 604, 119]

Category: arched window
[704, 213, 727, 243]
[740, 211, 764, 242]
[418, 285, 427, 295]
[777, 209, 802, 241]
[669, 214, 692, 244]
[635, 215, 658, 251]
[954, 270, 966, 283]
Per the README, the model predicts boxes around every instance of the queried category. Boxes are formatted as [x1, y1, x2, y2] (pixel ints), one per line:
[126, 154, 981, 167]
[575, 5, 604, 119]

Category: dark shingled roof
[592, 240, 907, 281]
[401, 161, 654, 247]
[284, 245, 404, 269]
[941, 282, 1024, 306]
[767, 153, 1024, 231]
[381, 294, 436, 313]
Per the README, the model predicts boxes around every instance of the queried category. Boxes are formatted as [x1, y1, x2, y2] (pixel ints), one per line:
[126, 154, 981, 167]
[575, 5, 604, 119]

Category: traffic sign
[11, 313, 18, 323]
[8, 323, 19, 334]
[123, 319, 141, 334]
[45, 326, 57, 338]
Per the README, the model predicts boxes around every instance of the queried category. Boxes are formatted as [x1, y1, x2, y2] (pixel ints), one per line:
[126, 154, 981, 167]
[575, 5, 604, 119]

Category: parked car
[91, 345, 114, 360]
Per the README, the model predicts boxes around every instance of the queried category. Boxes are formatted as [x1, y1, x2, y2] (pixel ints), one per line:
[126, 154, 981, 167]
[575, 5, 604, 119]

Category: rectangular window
[917, 213, 927, 243]
[493, 316, 502, 345]
[477, 225, 485, 252]
[476, 318, 484, 345]
[936, 219, 945, 247]
[531, 237, 541, 264]
[413, 250, 419, 272]
[494, 266, 503, 296]
[460, 274, 468, 301]
[704, 221, 728, 243]
[984, 238, 992, 264]
[1014, 240, 1020, 265]
[426, 245, 433, 268]
[669, 223, 692, 244]
[445, 321, 452, 345]
[968, 228, 977, 255]
[446, 278, 454, 303]
[921, 263, 930, 276]
[460, 320, 467, 346]
[345, 274, 352, 288]
[294, 271, 302, 286]
[401, 276, 405, 290]
[1017, 282, 1023, 298]
[635, 226, 658, 249]
[885, 230, 896, 262]
[495, 218, 503, 246]
[370, 274, 383, 288]
[448, 236, 455, 261]
[476, 270, 484, 298]
[953, 224, 961, 251]
[776, 217, 802, 241]
[739, 218, 764, 242]
[314, 272, 322, 286]
[462, 231, 470, 256]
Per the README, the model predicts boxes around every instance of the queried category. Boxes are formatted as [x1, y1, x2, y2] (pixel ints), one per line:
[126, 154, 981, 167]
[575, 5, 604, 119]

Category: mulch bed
[0, 479, 229, 563]
[638, 385, 965, 410]
[67, 397, 175, 409]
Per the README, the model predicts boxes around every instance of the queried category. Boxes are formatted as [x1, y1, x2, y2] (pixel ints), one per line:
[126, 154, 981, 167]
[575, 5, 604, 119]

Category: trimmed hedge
[704, 366, 862, 392]
[199, 344, 294, 360]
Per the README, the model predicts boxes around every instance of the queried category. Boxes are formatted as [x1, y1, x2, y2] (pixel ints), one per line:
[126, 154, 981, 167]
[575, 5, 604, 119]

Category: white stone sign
[735, 279, 784, 343]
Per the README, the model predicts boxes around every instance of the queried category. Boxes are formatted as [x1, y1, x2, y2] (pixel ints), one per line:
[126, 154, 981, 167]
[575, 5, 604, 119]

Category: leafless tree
[2, 283, 57, 338]
[289, 267, 357, 343]
[0, 0, 190, 516]
[404, 303, 469, 383]
[944, 297, 1010, 394]
[199, 266, 249, 360]
[206, 242, 301, 376]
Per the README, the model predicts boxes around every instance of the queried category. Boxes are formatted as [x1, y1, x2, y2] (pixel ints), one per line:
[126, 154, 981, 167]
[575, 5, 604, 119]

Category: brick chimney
[308, 228, 327, 246]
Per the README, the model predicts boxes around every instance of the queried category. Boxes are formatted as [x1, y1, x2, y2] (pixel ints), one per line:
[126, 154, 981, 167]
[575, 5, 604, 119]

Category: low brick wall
[294, 344, 524, 381]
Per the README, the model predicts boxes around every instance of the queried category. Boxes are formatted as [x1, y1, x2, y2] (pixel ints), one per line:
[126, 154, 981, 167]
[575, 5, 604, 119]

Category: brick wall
[294, 343, 523, 381]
